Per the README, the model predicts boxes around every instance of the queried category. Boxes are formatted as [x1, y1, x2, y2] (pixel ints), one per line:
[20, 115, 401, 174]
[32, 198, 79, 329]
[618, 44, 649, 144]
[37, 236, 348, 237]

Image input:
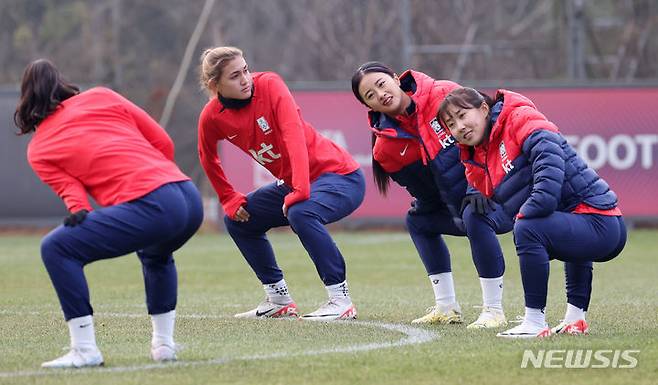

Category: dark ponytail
[371, 133, 391, 196]
[353, 62, 397, 196]
[14, 59, 79, 134]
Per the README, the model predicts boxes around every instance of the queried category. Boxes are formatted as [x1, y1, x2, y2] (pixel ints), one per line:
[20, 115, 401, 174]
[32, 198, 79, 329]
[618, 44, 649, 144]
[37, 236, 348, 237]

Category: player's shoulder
[83, 86, 122, 100]
[254, 71, 283, 82]
[200, 97, 220, 116]
[254, 71, 288, 90]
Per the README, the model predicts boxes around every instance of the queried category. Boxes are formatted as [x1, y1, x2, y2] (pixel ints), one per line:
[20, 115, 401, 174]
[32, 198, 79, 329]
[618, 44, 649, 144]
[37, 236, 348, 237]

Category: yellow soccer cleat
[411, 304, 463, 324]
[467, 306, 507, 329]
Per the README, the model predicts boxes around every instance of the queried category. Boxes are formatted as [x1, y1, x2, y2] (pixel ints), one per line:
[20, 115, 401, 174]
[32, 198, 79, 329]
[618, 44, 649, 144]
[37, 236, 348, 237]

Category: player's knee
[513, 219, 538, 244]
[286, 206, 318, 229]
[405, 213, 421, 233]
[462, 203, 497, 233]
[139, 252, 174, 267]
[40, 230, 64, 266]
[461, 204, 477, 230]
[223, 214, 240, 234]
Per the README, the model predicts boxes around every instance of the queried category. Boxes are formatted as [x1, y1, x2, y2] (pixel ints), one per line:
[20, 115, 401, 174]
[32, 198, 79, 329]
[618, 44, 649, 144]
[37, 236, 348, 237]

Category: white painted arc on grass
[0, 312, 438, 378]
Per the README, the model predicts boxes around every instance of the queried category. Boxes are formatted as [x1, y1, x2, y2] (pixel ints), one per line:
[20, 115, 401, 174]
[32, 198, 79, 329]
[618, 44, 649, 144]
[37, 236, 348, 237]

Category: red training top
[198, 72, 359, 219]
[28, 87, 190, 213]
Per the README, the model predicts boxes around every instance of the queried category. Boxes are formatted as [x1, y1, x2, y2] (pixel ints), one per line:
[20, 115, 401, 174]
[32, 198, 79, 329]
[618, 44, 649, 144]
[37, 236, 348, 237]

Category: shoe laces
[426, 303, 460, 314]
[152, 343, 181, 352]
[509, 315, 525, 324]
[63, 346, 94, 353]
[317, 299, 340, 311]
[473, 305, 502, 313]
[424, 305, 438, 313]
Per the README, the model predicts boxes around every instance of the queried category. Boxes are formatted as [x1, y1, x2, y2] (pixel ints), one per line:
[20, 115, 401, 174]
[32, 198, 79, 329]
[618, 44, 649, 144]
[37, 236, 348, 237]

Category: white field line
[0, 311, 437, 378]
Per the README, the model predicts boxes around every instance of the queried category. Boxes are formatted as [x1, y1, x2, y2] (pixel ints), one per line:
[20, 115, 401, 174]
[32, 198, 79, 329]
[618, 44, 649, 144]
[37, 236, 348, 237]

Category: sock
[524, 307, 547, 327]
[480, 276, 504, 311]
[151, 310, 175, 347]
[429, 273, 456, 308]
[264, 279, 293, 304]
[67, 315, 97, 350]
[326, 281, 351, 304]
[564, 303, 586, 323]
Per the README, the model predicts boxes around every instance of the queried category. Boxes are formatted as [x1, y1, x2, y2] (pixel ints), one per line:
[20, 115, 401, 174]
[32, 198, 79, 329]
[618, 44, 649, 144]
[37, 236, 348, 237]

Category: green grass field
[0, 229, 656, 385]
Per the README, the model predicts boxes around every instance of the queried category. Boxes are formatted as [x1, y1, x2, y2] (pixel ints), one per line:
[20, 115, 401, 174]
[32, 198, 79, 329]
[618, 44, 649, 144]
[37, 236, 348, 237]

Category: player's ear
[480, 101, 490, 116]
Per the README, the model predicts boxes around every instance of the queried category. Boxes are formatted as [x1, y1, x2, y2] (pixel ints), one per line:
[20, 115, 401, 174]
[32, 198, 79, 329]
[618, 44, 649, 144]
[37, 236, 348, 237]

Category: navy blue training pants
[41, 181, 203, 320]
[406, 202, 514, 278]
[513, 213, 626, 310]
[223, 170, 365, 286]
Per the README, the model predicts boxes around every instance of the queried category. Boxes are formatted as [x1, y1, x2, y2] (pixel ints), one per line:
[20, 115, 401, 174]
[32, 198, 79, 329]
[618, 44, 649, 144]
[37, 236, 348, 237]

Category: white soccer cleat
[467, 307, 507, 329]
[301, 298, 357, 321]
[551, 319, 589, 335]
[496, 319, 550, 339]
[151, 344, 177, 362]
[411, 303, 462, 324]
[41, 347, 104, 369]
[234, 299, 299, 319]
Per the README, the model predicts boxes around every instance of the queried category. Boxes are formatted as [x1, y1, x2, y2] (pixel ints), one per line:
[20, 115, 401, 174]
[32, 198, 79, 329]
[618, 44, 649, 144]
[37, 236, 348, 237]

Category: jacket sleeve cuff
[67, 203, 93, 213]
[222, 193, 247, 219]
[284, 190, 310, 208]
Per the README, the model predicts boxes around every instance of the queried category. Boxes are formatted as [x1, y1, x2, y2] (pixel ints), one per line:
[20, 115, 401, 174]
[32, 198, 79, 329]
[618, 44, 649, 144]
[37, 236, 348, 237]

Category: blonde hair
[199, 46, 244, 96]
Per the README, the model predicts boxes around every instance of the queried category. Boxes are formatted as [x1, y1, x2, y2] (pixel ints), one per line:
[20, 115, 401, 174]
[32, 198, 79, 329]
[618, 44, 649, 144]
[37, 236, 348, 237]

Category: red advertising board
[219, 88, 658, 218]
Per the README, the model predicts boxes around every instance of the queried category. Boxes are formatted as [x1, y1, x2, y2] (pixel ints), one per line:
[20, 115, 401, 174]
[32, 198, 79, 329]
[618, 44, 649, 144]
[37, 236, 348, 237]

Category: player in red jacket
[439, 87, 626, 338]
[14, 59, 203, 367]
[198, 46, 365, 321]
[352, 62, 513, 328]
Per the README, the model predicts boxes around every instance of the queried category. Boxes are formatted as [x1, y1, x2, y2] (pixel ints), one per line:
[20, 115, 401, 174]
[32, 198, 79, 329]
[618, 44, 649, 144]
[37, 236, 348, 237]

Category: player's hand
[460, 193, 495, 215]
[408, 200, 420, 216]
[234, 206, 250, 222]
[282, 204, 288, 218]
[63, 209, 89, 227]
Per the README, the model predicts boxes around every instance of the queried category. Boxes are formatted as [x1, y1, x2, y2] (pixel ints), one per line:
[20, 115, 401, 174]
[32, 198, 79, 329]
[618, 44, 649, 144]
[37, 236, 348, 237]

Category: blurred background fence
[1, 0, 656, 227]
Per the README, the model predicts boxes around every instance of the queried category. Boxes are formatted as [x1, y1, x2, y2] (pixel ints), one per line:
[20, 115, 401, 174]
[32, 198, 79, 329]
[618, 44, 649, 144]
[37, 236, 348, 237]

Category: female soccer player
[438, 87, 626, 338]
[198, 47, 365, 321]
[14, 59, 203, 367]
[352, 62, 513, 328]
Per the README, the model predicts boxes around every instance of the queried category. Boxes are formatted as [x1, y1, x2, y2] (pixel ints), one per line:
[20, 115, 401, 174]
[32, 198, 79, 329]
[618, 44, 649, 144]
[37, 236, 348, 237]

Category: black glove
[408, 200, 420, 216]
[63, 209, 89, 227]
[460, 193, 495, 215]
[408, 199, 437, 216]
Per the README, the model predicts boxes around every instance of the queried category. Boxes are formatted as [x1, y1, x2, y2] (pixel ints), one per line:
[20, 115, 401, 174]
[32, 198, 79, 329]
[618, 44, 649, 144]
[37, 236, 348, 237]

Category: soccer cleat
[551, 319, 589, 335]
[151, 344, 177, 362]
[467, 307, 507, 329]
[234, 299, 299, 319]
[411, 304, 463, 324]
[301, 299, 357, 321]
[496, 320, 549, 339]
[41, 347, 104, 369]
[151, 344, 176, 362]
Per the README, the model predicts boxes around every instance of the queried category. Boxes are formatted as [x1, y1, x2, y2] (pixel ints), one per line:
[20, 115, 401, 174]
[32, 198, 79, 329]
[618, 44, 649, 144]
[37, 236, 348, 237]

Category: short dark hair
[351, 61, 396, 106]
[437, 87, 493, 127]
[14, 59, 79, 134]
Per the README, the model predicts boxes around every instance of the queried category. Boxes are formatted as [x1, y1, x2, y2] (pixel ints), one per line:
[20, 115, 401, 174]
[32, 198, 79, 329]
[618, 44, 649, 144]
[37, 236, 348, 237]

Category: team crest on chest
[257, 116, 272, 134]
[499, 141, 514, 174]
[429, 117, 455, 149]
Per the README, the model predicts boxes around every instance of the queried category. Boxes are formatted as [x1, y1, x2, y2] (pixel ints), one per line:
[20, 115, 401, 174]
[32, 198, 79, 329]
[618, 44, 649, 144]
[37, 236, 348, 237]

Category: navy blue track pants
[513, 213, 626, 310]
[223, 170, 365, 286]
[406, 202, 514, 278]
[41, 181, 203, 320]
